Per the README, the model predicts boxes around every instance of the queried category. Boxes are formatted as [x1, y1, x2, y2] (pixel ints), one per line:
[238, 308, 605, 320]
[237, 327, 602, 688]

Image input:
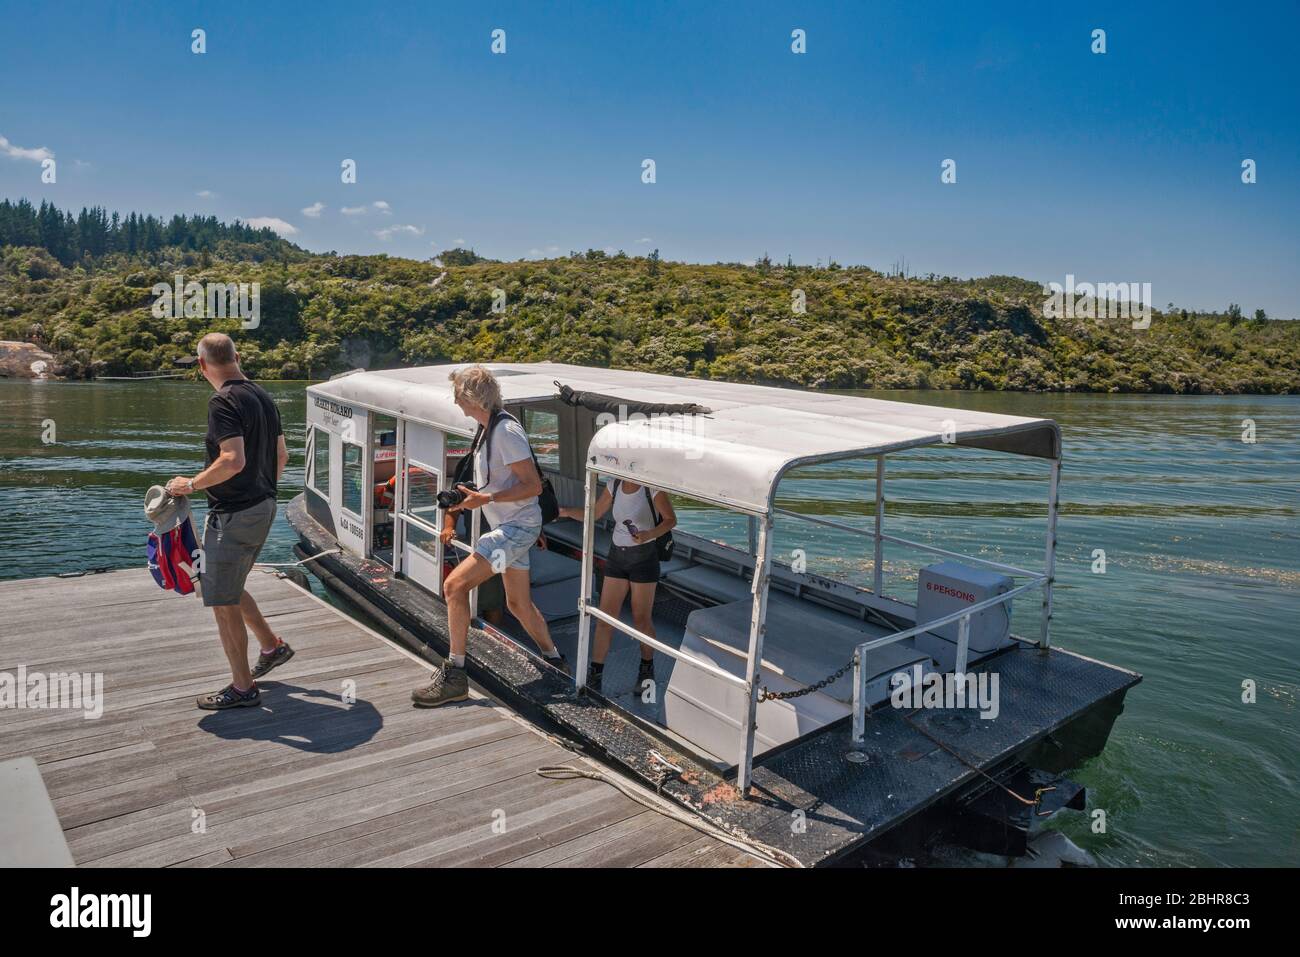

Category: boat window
[369, 414, 399, 566]
[405, 521, 440, 561]
[405, 462, 441, 527]
[523, 408, 560, 471]
[342, 442, 364, 515]
[309, 426, 330, 496]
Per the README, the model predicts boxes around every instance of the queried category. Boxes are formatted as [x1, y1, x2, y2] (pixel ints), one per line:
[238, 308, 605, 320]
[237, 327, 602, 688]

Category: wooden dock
[0, 568, 765, 868]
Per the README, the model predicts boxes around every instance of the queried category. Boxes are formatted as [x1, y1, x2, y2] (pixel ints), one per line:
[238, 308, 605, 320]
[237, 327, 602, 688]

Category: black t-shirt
[204, 379, 283, 513]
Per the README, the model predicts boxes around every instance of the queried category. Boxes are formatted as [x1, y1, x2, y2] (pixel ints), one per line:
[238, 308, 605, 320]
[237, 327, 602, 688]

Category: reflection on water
[1, 380, 1297, 867]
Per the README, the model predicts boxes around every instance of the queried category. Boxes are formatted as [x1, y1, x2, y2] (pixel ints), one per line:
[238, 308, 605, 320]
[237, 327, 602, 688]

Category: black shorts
[604, 542, 660, 584]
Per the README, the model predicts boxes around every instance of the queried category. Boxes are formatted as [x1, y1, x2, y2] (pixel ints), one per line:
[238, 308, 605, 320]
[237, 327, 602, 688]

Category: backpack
[147, 517, 201, 596]
[468, 410, 560, 524]
[614, 480, 675, 562]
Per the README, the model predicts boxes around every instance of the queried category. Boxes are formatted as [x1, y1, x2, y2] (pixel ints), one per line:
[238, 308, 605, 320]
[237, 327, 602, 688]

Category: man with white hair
[166, 333, 291, 709]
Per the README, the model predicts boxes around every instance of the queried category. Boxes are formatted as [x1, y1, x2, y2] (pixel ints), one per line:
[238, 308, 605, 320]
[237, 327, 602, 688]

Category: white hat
[144, 485, 193, 535]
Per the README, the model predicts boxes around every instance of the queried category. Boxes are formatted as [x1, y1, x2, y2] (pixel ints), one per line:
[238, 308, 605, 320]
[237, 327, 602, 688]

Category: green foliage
[436, 247, 489, 266]
[1, 222, 1296, 392]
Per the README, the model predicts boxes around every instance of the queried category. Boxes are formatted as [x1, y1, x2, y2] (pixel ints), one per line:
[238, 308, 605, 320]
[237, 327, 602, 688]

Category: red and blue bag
[147, 517, 201, 595]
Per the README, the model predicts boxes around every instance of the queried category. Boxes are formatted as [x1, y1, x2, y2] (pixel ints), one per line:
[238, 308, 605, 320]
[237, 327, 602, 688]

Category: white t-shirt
[610, 480, 659, 547]
[474, 416, 542, 529]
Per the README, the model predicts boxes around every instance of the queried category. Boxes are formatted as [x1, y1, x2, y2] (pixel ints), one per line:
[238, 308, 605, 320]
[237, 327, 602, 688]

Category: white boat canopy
[309, 362, 1061, 514]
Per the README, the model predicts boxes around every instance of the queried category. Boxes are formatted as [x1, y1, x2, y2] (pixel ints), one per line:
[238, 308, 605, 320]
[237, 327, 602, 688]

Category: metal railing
[575, 454, 1061, 799]
[771, 506, 1041, 583]
[582, 606, 749, 689]
[772, 467, 1058, 751]
[849, 576, 1047, 743]
[575, 470, 776, 794]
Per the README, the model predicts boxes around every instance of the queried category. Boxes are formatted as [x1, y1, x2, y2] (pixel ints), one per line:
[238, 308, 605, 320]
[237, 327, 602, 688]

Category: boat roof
[309, 362, 1060, 513]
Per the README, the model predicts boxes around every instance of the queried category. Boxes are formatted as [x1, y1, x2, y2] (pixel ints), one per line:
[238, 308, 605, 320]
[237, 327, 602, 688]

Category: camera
[436, 481, 478, 511]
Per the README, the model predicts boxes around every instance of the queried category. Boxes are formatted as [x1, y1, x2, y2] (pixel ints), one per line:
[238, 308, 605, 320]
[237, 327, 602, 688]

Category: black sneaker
[543, 651, 570, 676]
[251, 641, 295, 680]
[636, 657, 655, 686]
[586, 666, 604, 693]
[197, 683, 261, 710]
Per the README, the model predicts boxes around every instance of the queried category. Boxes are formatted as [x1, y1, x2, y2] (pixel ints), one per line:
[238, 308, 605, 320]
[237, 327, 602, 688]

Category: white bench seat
[664, 598, 933, 761]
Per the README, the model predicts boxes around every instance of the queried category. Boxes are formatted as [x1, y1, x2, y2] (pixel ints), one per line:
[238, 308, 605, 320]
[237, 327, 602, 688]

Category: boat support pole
[1040, 459, 1060, 653]
[575, 469, 598, 690]
[737, 515, 773, 797]
[873, 455, 885, 598]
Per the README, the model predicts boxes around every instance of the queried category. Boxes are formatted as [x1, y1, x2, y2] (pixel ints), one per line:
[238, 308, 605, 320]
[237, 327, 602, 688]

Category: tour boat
[286, 361, 1140, 866]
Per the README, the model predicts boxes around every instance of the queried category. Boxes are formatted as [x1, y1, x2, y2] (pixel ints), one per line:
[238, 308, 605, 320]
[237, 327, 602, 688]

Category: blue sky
[2, 0, 1298, 316]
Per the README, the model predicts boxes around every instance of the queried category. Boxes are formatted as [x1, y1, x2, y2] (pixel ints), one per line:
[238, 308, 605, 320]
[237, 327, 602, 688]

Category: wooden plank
[0, 569, 759, 868]
[545, 813, 706, 868]
[504, 809, 666, 868]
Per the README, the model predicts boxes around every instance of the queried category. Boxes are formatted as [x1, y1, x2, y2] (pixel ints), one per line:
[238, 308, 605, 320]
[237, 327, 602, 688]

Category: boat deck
[289, 497, 1142, 867]
[0, 569, 765, 868]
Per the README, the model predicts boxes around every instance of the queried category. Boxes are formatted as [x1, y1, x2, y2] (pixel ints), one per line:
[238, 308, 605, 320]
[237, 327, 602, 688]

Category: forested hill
[0, 201, 1296, 393]
[0, 199, 303, 265]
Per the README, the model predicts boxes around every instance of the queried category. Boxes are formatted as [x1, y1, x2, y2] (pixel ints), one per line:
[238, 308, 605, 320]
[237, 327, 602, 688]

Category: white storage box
[916, 561, 1012, 654]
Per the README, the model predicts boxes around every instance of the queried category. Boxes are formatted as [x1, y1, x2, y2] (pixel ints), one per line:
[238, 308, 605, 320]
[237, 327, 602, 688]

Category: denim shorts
[475, 521, 541, 571]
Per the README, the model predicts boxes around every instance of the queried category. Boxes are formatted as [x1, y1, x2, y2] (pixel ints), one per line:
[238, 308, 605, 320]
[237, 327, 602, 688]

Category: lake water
[1, 379, 1296, 866]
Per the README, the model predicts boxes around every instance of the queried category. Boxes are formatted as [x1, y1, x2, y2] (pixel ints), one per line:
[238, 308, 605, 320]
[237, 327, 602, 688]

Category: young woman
[559, 480, 676, 694]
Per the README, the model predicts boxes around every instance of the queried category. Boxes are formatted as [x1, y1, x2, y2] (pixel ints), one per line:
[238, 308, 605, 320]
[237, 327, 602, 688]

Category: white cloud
[373, 201, 391, 213]
[301, 201, 326, 218]
[341, 205, 366, 216]
[0, 134, 54, 163]
[453, 238, 465, 246]
[246, 217, 299, 237]
[635, 237, 652, 244]
[374, 224, 425, 240]
[196, 189, 216, 199]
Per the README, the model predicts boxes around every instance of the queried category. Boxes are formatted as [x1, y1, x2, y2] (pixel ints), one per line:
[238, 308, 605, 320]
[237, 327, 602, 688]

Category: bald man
[166, 333, 292, 709]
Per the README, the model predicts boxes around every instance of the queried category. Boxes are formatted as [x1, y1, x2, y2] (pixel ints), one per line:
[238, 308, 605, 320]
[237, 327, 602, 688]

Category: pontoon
[287, 362, 1140, 866]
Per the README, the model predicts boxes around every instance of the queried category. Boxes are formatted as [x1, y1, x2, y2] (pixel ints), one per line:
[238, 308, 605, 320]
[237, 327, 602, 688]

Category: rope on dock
[253, 547, 342, 570]
[536, 764, 801, 868]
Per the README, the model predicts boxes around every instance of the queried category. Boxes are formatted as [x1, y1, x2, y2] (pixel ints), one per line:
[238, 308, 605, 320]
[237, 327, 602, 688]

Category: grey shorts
[201, 498, 276, 606]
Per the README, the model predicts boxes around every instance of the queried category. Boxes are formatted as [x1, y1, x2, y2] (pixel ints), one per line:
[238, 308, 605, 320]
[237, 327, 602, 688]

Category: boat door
[397, 421, 446, 597]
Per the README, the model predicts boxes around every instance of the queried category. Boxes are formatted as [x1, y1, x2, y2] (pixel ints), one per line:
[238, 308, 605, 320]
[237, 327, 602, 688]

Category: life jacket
[147, 517, 201, 595]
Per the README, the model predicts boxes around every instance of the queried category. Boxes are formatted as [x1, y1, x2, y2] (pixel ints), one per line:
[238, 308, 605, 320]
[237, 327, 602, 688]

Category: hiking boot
[411, 663, 469, 708]
[250, 640, 294, 680]
[197, 683, 261, 710]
